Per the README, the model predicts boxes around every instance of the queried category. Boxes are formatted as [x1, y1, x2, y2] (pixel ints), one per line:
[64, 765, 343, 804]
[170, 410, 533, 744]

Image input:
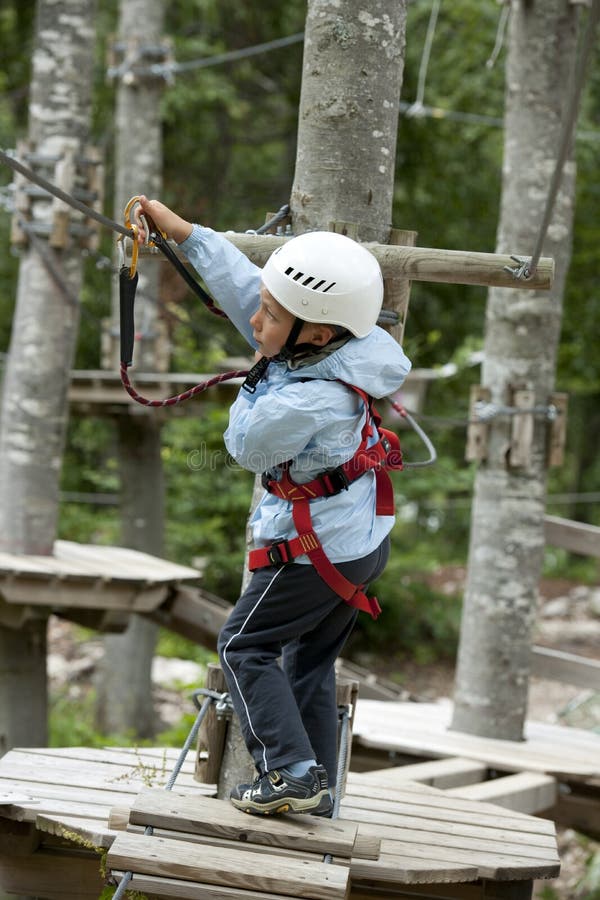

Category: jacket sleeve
[178, 224, 261, 347]
[224, 379, 346, 474]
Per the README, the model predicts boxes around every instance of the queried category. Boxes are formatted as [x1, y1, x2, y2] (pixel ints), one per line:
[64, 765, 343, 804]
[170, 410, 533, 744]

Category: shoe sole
[231, 788, 330, 816]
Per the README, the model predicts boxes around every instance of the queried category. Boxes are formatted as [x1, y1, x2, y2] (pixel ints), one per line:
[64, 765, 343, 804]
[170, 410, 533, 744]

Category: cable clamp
[503, 255, 534, 281]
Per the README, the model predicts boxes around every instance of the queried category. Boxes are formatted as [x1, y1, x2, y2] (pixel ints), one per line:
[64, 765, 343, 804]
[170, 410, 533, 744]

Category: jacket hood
[286, 326, 411, 399]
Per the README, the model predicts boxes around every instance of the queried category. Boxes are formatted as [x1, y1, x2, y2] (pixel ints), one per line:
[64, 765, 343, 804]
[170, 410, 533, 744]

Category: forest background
[0, 0, 599, 704]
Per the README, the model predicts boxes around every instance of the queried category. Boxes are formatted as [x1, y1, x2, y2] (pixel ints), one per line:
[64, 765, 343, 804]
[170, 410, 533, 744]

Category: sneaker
[309, 791, 334, 817]
[230, 764, 330, 816]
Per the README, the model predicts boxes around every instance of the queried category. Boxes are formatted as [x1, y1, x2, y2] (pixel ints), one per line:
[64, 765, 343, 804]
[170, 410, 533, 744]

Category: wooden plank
[343, 782, 557, 835]
[508, 389, 535, 468]
[552, 789, 600, 839]
[106, 832, 350, 900]
[531, 645, 600, 689]
[0, 757, 201, 795]
[55, 540, 200, 580]
[17, 744, 203, 771]
[120, 822, 352, 867]
[129, 789, 368, 859]
[350, 852, 479, 886]
[148, 584, 231, 649]
[445, 773, 557, 815]
[353, 699, 600, 780]
[1, 578, 168, 612]
[544, 514, 600, 558]
[349, 758, 488, 789]
[354, 819, 556, 864]
[1, 748, 203, 787]
[336, 658, 408, 701]
[34, 813, 116, 850]
[0, 540, 200, 582]
[120, 870, 308, 900]
[340, 806, 557, 851]
[359, 839, 559, 882]
[7, 744, 202, 778]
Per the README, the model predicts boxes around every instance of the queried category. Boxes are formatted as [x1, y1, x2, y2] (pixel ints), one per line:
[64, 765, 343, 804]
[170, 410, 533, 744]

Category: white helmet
[261, 231, 383, 338]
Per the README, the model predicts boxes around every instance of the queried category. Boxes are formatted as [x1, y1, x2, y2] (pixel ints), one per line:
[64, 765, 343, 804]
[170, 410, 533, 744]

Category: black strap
[119, 267, 138, 365]
[150, 230, 228, 319]
[277, 316, 305, 361]
[241, 355, 271, 394]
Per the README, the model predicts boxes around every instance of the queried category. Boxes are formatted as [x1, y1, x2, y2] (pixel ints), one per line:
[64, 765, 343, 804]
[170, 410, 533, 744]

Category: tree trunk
[0, 0, 96, 752]
[291, 0, 406, 242]
[94, 0, 166, 739]
[451, 0, 580, 740]
[94, 414, 165, 737]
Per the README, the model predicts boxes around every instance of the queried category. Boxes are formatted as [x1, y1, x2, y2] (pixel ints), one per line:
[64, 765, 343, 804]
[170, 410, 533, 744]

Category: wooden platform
[0, 745, 560, 900]
[352, 699, 600, 784]
[68, 369, 243, 417]
[0, 540, 201, 632]
[352, 697, 600, 842]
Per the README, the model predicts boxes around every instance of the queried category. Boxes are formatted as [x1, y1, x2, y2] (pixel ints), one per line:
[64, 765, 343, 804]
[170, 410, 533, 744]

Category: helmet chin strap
[242, 317, 305, 394]
[276, 317, 306, 362]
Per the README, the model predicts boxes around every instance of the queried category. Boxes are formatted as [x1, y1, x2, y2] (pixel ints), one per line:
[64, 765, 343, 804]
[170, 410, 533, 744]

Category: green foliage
[578, 847, 600, 900]
[1, 0, 600, 675]
[350, 545, 463, 663]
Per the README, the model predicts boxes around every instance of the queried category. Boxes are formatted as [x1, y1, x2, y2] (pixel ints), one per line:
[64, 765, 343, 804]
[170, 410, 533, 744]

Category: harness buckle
[320, 466, 350, 495]
[267, 540, 292, 567]
[261, 469, 279, 492]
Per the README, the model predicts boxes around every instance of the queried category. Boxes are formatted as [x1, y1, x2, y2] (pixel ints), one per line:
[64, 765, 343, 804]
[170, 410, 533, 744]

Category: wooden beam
[127, 789, 366, 859]
[530, 645, 600, 690]
[121, 870, 320, 900]
[445, 772, 557, 815]
[147, 584, 231, 649]
[139, 234, 554, 291]
[350, 758, 488, 790]
[552, 787, 600, 840]
[544, 515, 600, 558]
[106, 831, 350, 900]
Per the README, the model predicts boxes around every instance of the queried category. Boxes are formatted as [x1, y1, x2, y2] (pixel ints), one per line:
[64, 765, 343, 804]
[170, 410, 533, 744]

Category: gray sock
[280, 758, 317, 778]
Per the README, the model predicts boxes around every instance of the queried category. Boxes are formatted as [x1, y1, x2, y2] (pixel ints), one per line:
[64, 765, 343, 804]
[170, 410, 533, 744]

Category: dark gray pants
[217, 537, 389, 786]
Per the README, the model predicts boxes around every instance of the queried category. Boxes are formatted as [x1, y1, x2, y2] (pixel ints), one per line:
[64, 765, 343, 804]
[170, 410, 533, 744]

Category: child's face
[250, 286, 333, 358]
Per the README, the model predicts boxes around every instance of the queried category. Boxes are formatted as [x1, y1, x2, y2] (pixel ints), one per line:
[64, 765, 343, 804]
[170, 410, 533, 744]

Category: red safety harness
[248, 384, 403, 619]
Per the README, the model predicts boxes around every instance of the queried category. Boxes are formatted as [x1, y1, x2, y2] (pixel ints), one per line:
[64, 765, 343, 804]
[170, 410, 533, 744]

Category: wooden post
[194, 663, 256, 798]
[386, 228, 418, 344]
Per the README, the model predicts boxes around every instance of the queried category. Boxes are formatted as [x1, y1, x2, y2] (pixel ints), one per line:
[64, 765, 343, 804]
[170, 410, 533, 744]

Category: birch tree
[451, 0, 581, 740]
[0, 0, 97, 753]
[291, 0, 406, 241]
[94, 0, 167, 740]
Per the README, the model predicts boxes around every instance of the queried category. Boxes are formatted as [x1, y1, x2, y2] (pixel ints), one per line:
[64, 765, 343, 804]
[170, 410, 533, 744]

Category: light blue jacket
[179, 225, 412, 563]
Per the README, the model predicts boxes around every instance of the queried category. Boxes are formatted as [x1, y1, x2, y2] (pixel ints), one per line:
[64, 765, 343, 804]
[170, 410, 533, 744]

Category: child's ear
[309, 324, 337, 346]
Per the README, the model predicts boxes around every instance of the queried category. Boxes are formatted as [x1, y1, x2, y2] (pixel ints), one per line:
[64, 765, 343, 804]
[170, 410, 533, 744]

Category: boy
[135, 197, 411, 815]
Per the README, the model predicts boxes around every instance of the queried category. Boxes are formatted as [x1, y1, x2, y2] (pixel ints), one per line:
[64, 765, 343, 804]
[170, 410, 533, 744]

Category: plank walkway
[0, 744, 559, 900]
[352, 698, 600, 784]
[0, 540, 201, 632]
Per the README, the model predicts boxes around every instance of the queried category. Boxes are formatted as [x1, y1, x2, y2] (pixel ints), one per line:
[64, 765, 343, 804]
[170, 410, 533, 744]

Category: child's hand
[134, 196, 193, 245]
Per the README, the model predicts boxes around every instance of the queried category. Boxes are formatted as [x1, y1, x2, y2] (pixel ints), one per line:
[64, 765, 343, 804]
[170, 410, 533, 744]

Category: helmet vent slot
[284, 266, 336, 293]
